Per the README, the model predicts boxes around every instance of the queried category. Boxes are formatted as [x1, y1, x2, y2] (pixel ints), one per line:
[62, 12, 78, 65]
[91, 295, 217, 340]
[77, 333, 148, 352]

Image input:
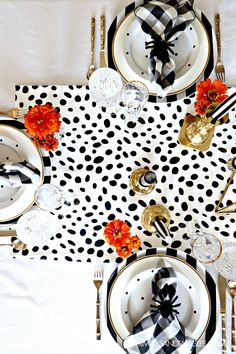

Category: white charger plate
[106, 248, 219, 353]
[107, 2, 215, 102]
[0, 124, 44, 222]
[113, 12, 209, 96]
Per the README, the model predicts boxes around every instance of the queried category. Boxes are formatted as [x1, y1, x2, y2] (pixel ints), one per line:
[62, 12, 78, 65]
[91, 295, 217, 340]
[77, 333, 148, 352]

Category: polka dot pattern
[14, 85, 236, 262]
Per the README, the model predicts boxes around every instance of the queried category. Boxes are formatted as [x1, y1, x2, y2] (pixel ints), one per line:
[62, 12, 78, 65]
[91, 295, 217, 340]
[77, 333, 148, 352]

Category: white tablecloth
[0, 0, 236, 353]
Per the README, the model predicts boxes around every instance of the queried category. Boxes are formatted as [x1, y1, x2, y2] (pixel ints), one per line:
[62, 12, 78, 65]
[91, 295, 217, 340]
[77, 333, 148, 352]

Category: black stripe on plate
[106, 267, 119, 342]
[205, 271, 217, 343]
[148, 95, 157, 103]
[166, 93, 178, 103]
[201, 13, 214, 79]
[126, 252, 137, 265]
[125, 2, 135, 16]
[107, 267, 118, 293]
[106, 309, 118, 342]
[166, 248, 177, 257]
[42, 156, 51, 167]
[146, 248, 157, 256]
[107, 17, 117, 69]
[186, 83, 196, 98]
[0, 120, 24, 129]
[186, 254, 197, 269]
[43, 175, 51, 184]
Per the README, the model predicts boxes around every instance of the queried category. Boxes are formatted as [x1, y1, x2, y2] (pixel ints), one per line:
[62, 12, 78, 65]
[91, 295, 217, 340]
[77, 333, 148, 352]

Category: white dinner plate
[107, 2, 215, 102]
[113, 12, 209, 96]
[0, 124, 44, 222]
[107, 248, 218, 353]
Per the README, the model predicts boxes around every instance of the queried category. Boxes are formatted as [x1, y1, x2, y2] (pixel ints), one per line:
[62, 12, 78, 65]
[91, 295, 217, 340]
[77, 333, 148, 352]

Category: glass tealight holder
[35, 184, 64, 211]
[121, 80, 149, 128]
[88, 68, 123, 113]
[188, 227, 222, 264]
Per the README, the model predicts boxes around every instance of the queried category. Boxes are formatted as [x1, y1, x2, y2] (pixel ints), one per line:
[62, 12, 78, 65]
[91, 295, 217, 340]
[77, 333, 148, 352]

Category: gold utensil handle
[96, 289, 101, 340]
[221, 313, 227, 353]
[0, 109, 17, 119]
[100, 15, 105, 50]
[215, 170, 235, 211]
[91, 17, 95, 63]
[215, 14, 221, 56]
[232, 300, 236, 351]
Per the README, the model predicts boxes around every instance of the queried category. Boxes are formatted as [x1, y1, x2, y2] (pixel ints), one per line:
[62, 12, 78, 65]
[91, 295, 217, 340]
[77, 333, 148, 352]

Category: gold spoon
[227, 280, 236, 352]
[215, 156, 236, 212]
[0, 240, 27, 251]
[86, 17, 96, 80]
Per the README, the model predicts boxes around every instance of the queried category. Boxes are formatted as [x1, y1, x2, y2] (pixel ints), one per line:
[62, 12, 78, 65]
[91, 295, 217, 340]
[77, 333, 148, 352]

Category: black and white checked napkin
[0, 161, 41, 187]
[123, 260, 195, 354]
[135, 0, 195, 97]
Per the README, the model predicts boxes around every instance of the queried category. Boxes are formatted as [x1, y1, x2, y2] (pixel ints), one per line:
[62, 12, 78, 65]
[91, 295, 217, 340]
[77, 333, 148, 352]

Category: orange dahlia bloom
[104, 219, 131, 247]
[32, 134, 59, 152]
[115, 242, 133, 258]
[24, 104, 61, 140]
[194, 78, 228, 115]
[129, 235, 141, 249]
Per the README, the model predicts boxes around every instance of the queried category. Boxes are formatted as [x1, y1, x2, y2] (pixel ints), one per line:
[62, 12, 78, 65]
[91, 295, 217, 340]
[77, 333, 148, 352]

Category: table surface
[0, 0, 236, 353]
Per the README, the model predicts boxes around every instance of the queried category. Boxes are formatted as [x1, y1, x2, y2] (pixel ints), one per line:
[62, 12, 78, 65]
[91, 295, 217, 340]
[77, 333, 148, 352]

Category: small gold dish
[178, 114, 215, 151]
[141, 205, 170, 233]
[130, 168, 156, 195]
[178, 102, 229, 151]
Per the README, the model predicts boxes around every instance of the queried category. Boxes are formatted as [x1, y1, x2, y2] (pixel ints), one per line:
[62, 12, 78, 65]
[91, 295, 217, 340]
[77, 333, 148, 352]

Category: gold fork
[219, 274, 227, 353]
[215, 14, 226, 82]
[0, 108, 27, 119]
[93, 265, 103, 340]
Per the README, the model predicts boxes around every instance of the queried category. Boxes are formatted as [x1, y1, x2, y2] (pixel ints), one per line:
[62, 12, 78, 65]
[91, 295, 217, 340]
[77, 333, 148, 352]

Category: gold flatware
[219, 275, 227, 353]
[0, 233, 27, 251]
[227, 281, 236, 352]
[93, 265, 103, 340]
[0, 108, 26, 119]
[215, 14, 226, 82]
[86, 17, 96, 80]
[215, 157, 236, 213]
[100, 15, 106, 68]
[0, 229, 17, 237]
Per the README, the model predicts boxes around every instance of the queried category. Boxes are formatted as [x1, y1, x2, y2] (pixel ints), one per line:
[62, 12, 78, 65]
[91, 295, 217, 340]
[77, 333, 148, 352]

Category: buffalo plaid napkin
[0, 161, 41, 187]
[135, 0, 195, 97]
[123, 260, 195, 354]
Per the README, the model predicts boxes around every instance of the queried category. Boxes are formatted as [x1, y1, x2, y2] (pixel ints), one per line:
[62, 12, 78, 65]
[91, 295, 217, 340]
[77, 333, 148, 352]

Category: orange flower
[129, 235, 141, 249]
[104, 219, 131, 247]
[194, 78, 228, 115]
[194, 100, 211, 115]
[115, 241, 133, 258]
[24, 104, 61, 140]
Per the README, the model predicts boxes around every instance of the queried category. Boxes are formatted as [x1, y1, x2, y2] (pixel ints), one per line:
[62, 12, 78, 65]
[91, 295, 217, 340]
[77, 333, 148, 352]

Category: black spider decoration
[150, 283, 181, 318]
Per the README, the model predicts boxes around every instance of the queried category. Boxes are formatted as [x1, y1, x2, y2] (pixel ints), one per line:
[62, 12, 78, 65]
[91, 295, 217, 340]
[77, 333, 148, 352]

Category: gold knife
[0, 230, 17, 237]
[219, 275, 227, 353]
[100, 15, 106, 67]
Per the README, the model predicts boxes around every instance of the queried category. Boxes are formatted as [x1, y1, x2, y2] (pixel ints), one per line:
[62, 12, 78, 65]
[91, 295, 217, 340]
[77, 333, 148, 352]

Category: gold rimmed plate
[106, 248, 219, 352]
[0, 124, 44, 222]
[107, 3, 215, 102]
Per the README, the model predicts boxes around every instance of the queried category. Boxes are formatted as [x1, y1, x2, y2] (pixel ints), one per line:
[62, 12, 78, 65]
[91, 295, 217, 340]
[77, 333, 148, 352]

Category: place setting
[0, 0, 236, 353]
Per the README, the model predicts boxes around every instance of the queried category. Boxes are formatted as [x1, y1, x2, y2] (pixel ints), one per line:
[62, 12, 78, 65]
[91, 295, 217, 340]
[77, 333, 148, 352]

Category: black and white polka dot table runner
[14, 85, 236, 263]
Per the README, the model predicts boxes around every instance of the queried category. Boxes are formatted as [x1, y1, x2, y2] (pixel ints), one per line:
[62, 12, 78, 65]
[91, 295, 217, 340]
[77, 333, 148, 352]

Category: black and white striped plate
[107, 2, 215, 103]
[0, 118, 51, 224]
[106, 248, 218, 353]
